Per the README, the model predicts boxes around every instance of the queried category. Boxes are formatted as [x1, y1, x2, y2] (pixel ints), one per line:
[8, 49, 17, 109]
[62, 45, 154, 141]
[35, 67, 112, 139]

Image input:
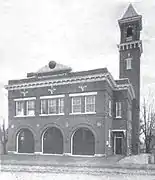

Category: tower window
[126, 58, 132, 70]
[127, 27, 133, 37]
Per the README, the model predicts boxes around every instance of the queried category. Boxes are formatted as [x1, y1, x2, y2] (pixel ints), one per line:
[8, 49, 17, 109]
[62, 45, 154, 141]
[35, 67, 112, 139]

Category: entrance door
[113, 131, 124, 155]
[115, 137, 123, 154]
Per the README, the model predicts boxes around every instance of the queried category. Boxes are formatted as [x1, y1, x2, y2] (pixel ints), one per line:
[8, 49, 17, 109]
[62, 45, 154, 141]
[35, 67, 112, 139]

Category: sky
[0, 0, 155, 123]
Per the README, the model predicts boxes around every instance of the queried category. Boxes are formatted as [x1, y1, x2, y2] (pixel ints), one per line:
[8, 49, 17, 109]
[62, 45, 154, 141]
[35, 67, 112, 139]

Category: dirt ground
[0, 171, 155, 180]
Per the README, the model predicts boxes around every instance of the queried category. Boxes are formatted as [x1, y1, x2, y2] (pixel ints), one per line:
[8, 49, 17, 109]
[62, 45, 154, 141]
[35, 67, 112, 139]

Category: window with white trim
[58, 98, 64, 114]
[72, 97, 81, 113]
[85, 95, 95, 113]
[48, 99, 57, 114]
[26, 100, 35, 116]
[109, 99, 112, 116]
[40, 97, 64, 115]
[116, 102, 122, 118]
[126, 58, 132, 70]
[41, 99, 47, 114]
[15, 101, 24, 116]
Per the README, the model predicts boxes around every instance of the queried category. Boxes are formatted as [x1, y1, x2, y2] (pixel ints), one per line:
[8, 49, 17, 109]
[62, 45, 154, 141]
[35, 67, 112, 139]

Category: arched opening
[127, 27, 133, 37]
[16, 128, 35, 153]
[42, 127, 63, 154]
[72, 127, 95, 155]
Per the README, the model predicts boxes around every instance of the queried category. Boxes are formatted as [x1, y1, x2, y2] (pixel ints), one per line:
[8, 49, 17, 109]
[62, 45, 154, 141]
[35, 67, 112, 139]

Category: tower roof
[118, 3, 142, 29]
[122, 4, 139, 19]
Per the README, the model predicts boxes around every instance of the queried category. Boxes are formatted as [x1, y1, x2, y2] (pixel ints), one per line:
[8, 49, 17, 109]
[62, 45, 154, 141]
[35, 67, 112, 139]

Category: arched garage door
[17, 128, 34, 153]
[72, 127, 95, 155]
[42, 127, 63, 154]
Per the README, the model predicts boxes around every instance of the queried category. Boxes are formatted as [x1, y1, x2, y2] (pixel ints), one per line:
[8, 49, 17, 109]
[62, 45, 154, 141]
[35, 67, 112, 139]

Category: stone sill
[69, 112, 96, 115]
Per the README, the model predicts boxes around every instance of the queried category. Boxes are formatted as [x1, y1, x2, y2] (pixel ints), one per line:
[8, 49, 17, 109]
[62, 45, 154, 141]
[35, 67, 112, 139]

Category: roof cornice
[5, 72, 135, 100]
[5, 73, 111, 90]
[115, 83, 135, 100]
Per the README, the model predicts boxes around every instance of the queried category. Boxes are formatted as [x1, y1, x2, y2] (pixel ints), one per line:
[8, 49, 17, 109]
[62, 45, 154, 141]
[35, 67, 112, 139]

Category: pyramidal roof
[122, 4, 139, 19]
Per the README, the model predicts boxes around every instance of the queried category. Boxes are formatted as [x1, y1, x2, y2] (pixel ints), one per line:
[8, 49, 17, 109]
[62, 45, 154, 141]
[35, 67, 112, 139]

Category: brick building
[5, 4, 142, 156]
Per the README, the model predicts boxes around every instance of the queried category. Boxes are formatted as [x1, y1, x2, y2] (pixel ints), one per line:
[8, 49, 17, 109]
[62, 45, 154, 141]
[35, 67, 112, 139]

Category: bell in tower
[118, 4, 143, 155]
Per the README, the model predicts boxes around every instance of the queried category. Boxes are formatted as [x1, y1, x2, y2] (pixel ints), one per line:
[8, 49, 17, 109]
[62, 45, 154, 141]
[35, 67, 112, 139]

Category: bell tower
[118, 4, 142, 154]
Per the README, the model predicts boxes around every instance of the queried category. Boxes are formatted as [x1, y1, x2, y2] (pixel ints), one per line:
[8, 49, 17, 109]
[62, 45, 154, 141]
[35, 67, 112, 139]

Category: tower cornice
[117, 40, 143, 54]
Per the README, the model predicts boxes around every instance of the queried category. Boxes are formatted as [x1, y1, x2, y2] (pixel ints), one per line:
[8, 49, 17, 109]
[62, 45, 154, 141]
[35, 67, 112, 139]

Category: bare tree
[0, 118, 8, 154]
[140, 97, 155, 153]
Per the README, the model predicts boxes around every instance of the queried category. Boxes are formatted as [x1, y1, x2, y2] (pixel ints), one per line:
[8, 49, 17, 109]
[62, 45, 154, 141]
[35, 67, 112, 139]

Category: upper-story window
[126, 58, 132, 70]
[109, 99, 112, 116]
[40, 95, 64, 115]
[41, 99, 47, 114]
[48, 99, 57, 114]
[26, 100, 35, 116]
[85, 95, 95, 113]
[58, 98, 64, 114]
[15, 101, 24, 116]
[116, 102, 122, 118]
[72, 97, 81, 113]
[69, 92, 97, 114]
[14, 97, 36, 117]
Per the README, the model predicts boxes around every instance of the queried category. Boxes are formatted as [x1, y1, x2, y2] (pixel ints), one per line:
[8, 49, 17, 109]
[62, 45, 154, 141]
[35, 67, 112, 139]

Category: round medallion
[97, 122, 101, 127]
[65, 122, 69, 127]
[49, 61, 56, 69]
[11, 124, 14, 128]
